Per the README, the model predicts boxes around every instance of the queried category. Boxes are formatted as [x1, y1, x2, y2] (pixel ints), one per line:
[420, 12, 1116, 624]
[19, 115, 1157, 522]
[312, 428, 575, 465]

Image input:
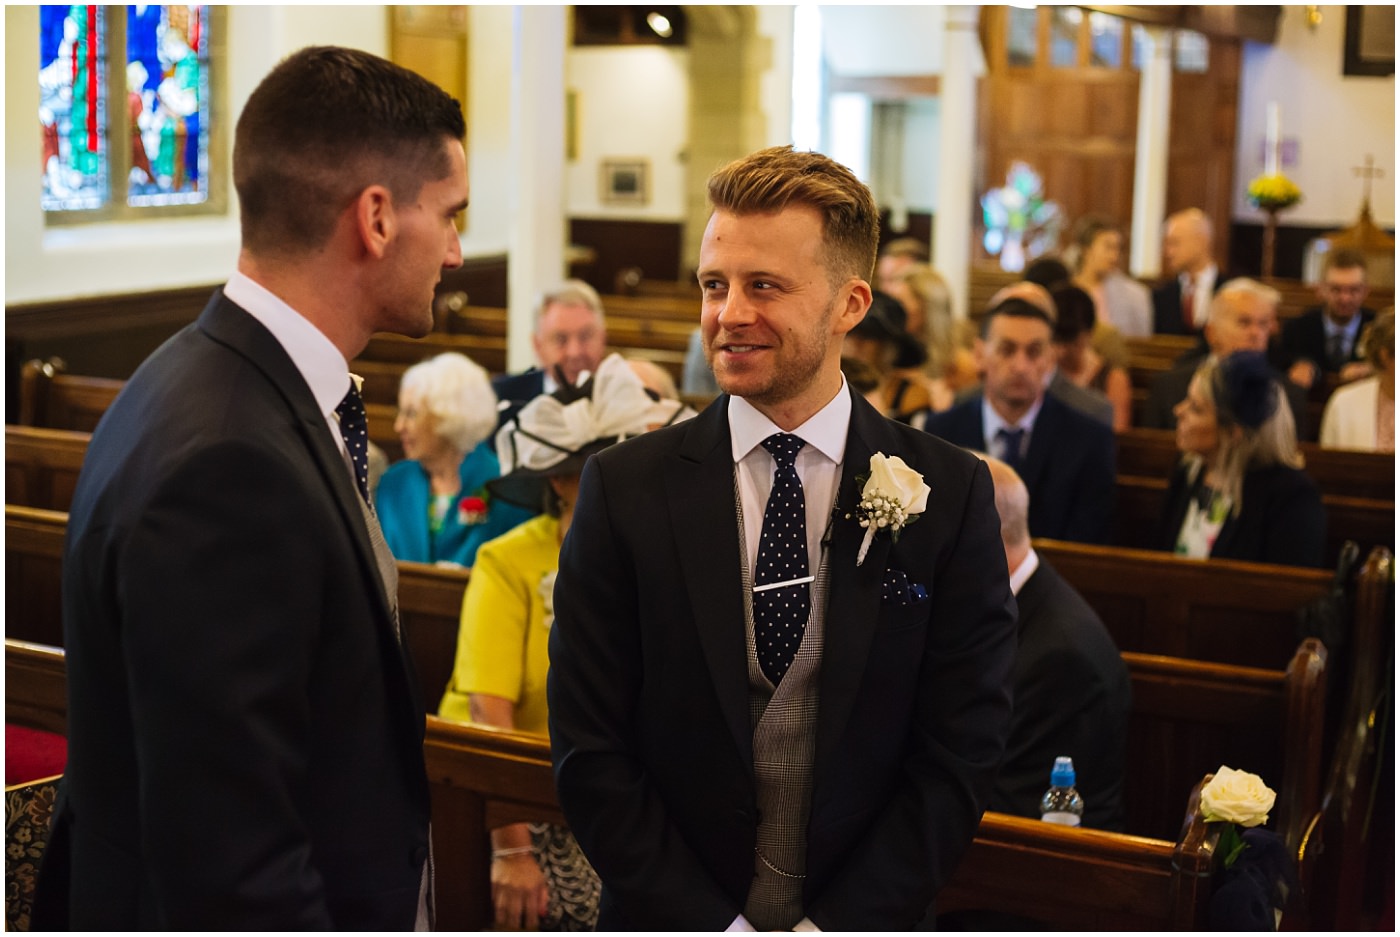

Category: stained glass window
[41, 5, 219, 220]
[40, 6, 108, 211]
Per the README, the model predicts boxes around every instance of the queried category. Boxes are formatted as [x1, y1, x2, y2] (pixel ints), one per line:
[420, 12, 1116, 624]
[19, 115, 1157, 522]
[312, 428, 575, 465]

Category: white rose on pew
[1200, 765, 1276, 828]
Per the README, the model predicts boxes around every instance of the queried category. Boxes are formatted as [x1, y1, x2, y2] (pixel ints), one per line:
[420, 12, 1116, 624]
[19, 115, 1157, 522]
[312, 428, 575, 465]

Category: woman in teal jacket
[376, 353, 533, 567]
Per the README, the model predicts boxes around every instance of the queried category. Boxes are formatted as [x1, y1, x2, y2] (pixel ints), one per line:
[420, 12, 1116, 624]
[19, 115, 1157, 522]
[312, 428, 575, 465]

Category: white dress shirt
[1182, 264, 1218, 330]
[1008, 546, 1040, 597]
[981, 395, 1044, 464]
[729, 378, 851, 577]
[224, 271, 356, 477]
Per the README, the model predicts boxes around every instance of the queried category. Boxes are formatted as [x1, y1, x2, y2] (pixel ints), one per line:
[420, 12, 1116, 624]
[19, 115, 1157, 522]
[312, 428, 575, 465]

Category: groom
[548, 146, 1016, 930]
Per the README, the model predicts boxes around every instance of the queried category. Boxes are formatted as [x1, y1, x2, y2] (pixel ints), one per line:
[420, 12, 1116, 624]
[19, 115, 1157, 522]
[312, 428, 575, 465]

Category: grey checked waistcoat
[737, 490, 830, 930]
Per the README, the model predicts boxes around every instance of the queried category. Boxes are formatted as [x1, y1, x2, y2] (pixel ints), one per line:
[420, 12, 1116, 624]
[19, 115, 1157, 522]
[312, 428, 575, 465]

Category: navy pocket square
[881, 568, 928, 606]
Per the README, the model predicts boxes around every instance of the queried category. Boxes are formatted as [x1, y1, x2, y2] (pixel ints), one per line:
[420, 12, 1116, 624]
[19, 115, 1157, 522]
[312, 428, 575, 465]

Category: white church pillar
[1130, 25, 1173, 279]
[507, 6, 568, 373]
[934, 5, 982, 322]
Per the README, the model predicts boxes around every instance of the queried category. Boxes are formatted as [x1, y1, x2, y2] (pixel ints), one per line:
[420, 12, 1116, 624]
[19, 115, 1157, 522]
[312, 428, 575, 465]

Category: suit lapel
[197, 293, 398, 632]
[666, 398, 755, 771]
[814, 391, 899, 769]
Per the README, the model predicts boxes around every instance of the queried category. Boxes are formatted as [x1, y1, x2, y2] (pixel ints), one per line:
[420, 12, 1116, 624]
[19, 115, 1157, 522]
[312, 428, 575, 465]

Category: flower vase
[1000, 230, 1025, 273]
[1260, 208, 1279, 280]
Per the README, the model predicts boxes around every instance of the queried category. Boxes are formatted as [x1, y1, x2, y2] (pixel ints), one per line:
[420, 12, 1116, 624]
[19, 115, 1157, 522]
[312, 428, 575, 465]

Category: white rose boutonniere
[846, 453, 930, 567]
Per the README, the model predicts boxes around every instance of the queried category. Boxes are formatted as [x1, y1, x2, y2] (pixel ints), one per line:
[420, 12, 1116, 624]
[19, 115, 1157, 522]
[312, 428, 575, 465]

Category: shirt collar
[1323, 312, 1362, 340]
[1008, 545, 1040, 596]
[1182, 263, 1218, 288]
[728, 376, 851, 465]
[982, 393, 1044, 437]
[224, 270, 352, 419]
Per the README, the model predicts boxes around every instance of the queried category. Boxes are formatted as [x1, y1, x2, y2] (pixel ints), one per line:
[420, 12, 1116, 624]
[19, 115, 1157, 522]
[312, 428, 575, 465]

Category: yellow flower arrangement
[1247, 173, 1302, 211]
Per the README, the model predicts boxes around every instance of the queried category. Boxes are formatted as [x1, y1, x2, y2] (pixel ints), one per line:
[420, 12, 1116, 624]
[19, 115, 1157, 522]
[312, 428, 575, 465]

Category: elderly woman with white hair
[376, 352, 534, 568]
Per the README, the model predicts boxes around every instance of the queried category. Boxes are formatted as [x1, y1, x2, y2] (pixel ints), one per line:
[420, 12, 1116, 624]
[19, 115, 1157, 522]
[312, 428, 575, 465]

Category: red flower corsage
[458, 495, 489, 526]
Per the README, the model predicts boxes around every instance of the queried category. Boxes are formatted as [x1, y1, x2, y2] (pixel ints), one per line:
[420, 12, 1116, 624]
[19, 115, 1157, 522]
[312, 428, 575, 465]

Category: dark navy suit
[921, 393, 1117, 544]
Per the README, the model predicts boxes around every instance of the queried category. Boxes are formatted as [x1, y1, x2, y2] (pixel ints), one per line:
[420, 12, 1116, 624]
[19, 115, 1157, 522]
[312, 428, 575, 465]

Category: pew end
[939, 777, 1223, 930]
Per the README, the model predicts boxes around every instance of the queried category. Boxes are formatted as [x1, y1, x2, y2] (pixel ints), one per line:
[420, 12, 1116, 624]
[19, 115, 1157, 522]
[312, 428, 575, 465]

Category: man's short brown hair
[234, 46, 465, 256]
[1323, 247, 1368, 277]
[706, 145, 879, 285]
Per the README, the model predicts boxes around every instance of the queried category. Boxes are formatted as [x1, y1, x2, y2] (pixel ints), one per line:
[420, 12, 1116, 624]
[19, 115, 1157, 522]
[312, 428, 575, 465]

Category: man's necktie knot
[336, 383, 371, 504]
[996, 427, 1026, 473]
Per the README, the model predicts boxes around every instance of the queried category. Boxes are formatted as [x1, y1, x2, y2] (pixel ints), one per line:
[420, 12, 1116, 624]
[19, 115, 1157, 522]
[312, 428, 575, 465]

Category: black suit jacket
[989, 559, 1131, 832]
[1141, 358, 1313, 440]
[36, 293, 431, 929]
[547, 388, 1017, 930]
[1152, 275, 1223, 336]
[1156, 461, 1327, 568]
[920, 393, 1117, 544]
[491, 368, 546, 435]
[1280, 306, 1376, 378]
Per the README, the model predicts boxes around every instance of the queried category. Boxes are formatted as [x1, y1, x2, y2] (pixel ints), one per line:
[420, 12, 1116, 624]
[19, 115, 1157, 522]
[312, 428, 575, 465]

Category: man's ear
[354, 185, 396, 259]
[832, 278, 873, 337]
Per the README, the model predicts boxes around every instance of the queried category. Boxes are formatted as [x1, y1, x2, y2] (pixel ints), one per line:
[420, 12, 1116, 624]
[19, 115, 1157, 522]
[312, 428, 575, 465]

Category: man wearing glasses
[1283, 248, 1376, 391]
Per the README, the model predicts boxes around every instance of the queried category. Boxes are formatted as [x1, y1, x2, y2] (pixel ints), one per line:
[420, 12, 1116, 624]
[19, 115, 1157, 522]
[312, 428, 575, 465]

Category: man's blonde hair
[706, 145, 879, 285]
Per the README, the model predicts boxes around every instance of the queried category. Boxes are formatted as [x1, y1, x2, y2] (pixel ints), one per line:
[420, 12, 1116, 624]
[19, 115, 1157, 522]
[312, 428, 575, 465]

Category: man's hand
[1288, 359, 1318, 389]
[491, 851, 550, 930]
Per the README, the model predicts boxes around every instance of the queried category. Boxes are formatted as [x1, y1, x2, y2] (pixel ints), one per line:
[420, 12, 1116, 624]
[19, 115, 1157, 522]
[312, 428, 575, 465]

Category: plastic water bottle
[1039, 756, 1084, 826]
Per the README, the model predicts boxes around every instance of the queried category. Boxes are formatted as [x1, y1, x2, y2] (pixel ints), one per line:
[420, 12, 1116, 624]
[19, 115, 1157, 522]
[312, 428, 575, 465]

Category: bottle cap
[1050, 755, 1076, 787]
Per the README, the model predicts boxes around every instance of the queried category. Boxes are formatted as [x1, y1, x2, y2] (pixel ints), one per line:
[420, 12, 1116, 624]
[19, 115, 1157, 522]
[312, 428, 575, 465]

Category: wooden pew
[1296, 546, 1394, 930]
[5, 505, 67, 647]
[0, 638, 1326, 931]
[6, 639, 68, 736]
[3, 506, 471, 711]
[937, 782, 1221, 930]
[1116, 426, 1395, 502]
[397, 561, 471, 713]
[1122, 640, 1327, 846]
[18, 358, 123, 432]
[1111, 472, 1394, 571]
[6, 425, 91, 512]
[359, 330, 688, 386]
[1034, 538, 1332, 670]
[362, 332, 508, 374]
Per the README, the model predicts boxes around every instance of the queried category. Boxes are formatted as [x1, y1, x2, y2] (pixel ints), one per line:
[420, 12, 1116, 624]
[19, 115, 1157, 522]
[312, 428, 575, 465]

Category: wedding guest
[1319, 308, 1394, 452]
[1070, 215, 1153, 338]
[1052, 283, 1133, 431]
[1158, 351, 1325, 567]
[1282, 249, 1377, 392]
[885, 261, 980, 391]
[842, 290, 944, 420]
[376, 353, 533, 567]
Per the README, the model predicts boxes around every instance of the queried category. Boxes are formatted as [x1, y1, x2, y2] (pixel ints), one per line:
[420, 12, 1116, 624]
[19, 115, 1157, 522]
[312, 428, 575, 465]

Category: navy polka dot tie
[754, 433, 809, 685]
[336, 383, 371, 504]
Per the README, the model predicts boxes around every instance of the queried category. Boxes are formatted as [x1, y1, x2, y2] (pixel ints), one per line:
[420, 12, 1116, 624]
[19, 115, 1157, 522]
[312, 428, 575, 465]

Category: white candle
[1265, 101, 1280, 175]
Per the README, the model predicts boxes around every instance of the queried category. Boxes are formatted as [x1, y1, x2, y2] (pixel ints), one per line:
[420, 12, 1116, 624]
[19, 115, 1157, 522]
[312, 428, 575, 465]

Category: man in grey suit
[37, 47, 467, 929]
[549, 146, 1017, 930]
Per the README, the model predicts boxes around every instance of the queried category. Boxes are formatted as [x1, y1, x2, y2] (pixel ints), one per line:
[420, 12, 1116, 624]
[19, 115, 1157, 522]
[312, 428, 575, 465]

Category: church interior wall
[1233, 4, 1394, 228]
[5, 4, 1394, 308]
